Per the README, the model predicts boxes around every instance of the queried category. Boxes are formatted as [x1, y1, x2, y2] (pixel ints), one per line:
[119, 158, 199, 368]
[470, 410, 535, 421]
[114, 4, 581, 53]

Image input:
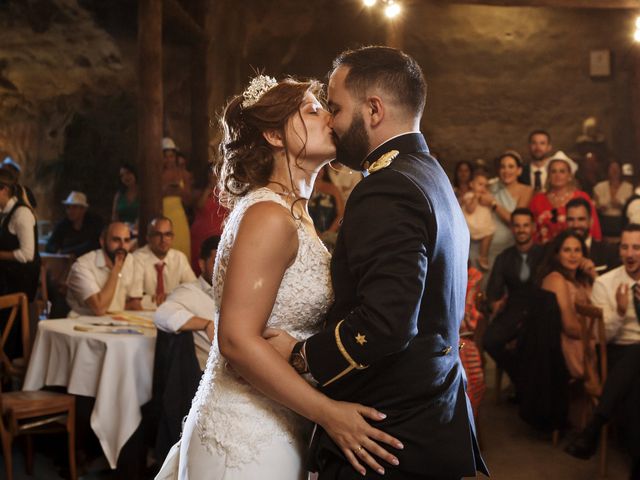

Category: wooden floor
[1, 364, 632, 479]
[478, 362, 630, 480]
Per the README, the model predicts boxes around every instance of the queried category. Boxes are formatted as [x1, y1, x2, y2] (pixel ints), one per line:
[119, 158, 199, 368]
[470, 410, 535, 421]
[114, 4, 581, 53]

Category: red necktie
[154, 262, 165, 297]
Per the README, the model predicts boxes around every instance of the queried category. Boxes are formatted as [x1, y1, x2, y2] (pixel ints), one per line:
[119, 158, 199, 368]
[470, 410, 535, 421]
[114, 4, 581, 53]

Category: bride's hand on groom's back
[318, 400, 403, 476]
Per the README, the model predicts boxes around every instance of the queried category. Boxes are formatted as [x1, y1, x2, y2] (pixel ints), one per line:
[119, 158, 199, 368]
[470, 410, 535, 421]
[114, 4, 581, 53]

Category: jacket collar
[362, 132, 429, 169]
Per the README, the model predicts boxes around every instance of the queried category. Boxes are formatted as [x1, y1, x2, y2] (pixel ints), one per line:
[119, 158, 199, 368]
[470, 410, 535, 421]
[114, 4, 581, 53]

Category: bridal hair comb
[241, 74, 278, 108]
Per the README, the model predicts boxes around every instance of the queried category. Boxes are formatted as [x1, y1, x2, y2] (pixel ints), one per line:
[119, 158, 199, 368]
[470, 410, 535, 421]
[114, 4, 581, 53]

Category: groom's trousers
[317, 455, 461, 480]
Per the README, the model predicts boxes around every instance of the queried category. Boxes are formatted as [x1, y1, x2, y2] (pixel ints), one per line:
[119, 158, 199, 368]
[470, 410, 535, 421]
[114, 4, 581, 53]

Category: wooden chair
[37, 253, 74, 319]
[0, 293, 31, 382]
[575, 302, 608, 478]
[0, 384, 77, 480]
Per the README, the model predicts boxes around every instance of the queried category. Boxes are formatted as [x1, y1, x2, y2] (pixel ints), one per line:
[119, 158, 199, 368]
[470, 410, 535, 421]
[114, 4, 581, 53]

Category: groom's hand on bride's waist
[263, 327, 297, 360]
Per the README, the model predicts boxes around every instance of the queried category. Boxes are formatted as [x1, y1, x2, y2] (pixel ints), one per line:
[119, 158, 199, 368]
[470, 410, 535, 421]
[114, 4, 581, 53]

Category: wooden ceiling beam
[434, 0, 640, 9]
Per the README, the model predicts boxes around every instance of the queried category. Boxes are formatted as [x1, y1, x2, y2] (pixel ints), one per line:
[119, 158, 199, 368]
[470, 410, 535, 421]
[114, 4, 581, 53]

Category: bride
[156, 75, 402, 479]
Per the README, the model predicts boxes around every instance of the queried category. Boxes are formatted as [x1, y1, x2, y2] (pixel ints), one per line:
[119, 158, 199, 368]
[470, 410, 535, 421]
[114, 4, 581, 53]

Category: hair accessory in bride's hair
[241, 74, 278, 108]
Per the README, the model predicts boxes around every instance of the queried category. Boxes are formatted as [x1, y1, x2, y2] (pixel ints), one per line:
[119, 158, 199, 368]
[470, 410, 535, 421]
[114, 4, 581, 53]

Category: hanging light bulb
[384, 1, 401, 18]
[363, 0, 377, 7]
[634, 16, 640, 42]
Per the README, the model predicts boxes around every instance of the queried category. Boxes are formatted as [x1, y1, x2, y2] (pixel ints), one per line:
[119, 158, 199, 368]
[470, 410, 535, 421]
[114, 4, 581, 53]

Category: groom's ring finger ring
[355, 446, 364, 455]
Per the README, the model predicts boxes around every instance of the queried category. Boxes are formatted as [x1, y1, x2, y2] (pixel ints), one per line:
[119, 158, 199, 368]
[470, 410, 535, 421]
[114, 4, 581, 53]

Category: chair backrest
[38, 253, 74, 319]
[0, 293, 31, 377]
[574, 302, 608, 394]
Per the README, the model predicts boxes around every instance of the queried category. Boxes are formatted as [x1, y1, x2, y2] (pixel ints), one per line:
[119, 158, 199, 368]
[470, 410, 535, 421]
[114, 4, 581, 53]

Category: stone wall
[404, 3, 636, 173]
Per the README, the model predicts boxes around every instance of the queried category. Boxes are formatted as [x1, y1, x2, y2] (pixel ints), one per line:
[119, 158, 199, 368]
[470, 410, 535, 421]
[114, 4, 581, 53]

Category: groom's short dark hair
[332, 46, 427, 119]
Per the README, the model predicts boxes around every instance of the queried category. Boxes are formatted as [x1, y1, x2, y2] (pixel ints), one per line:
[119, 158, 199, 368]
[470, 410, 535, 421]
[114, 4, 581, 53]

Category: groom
[268, 46, 487, 479]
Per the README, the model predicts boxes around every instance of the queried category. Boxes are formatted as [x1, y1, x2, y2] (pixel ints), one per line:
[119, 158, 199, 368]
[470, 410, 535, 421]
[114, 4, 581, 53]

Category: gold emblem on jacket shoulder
[367, 150, 399, 174]
[355, 333, 367, 346]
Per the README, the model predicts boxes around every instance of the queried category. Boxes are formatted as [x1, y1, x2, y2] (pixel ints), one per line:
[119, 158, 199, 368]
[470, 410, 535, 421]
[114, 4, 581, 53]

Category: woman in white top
[593, 160, 633, 238]
[0, 167, 39, 360]
[0, 168, 39, 300]
[156, 76, 401, 480]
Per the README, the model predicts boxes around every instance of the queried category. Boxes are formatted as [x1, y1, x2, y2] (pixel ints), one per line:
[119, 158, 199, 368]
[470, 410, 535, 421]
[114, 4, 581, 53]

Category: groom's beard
[334, 113, 370, 171]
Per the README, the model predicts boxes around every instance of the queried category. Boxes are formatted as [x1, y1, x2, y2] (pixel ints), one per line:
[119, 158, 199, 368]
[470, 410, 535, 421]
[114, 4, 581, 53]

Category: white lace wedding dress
[156, 188, 333, 480]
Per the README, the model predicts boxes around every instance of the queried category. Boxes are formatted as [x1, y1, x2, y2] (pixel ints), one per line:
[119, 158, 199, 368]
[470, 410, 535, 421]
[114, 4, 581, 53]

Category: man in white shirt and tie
[66, 222, 143, 315]
[518, 130, 553, 192]
[154, 235, 219, 370]
[565, 224, 640, 477]
[133, 216, 196, 309]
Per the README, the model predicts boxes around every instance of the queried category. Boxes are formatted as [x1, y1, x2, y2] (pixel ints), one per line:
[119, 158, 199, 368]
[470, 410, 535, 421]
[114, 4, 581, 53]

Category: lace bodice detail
[192, 188, 333, 467]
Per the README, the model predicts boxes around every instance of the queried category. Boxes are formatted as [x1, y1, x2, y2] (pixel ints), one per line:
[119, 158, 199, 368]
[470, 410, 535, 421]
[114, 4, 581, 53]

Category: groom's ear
[366, 96, 384, 128]
[262, 129, 284, 148]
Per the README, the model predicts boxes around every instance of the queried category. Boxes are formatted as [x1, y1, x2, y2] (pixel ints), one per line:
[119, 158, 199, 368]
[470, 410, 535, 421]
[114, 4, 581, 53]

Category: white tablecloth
[23, 313, 156, 469]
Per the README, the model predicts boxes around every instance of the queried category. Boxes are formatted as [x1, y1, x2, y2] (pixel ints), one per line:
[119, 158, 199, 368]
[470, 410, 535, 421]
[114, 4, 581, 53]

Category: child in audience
[463, 171, 496, 270]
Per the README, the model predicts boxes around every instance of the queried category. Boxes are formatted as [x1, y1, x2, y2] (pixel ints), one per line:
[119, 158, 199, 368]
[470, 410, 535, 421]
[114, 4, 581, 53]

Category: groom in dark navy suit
[267, 46, 487, 479]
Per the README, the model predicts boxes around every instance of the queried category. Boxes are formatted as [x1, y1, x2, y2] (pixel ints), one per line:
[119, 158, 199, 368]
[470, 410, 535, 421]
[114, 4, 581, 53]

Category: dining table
[22, 311, 156, 469]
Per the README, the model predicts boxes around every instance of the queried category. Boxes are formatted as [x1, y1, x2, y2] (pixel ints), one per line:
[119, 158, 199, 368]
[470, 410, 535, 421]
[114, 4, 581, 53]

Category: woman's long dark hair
[453, 160, 474, 189]
[536, 229, 593, 287]
[118, 163, 137, 193]
[0, 168, 33, 211]
[216, 77, 323, 210]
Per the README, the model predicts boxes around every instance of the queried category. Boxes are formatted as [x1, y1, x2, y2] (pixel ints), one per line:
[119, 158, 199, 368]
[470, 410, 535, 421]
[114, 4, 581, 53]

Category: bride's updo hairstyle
[216, 75, 323, 209]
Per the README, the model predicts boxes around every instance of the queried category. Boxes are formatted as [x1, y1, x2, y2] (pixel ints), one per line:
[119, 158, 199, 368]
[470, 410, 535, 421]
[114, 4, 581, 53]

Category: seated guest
[133, 216, 196, 309]
[154, 235, 219, 370]
[66, 222, 142, 316]
[529, 151, 602, 244]
[566, 197, 620, 274]
[566, 224, 640, 477]
[593, 160, 632, 238]
[46, 191, 103, 257]
[538, 230, 598, 385]
[461, 265, 486, 418]
[483, 208, 544, 394]
[623, 185, 640, 226]
[190, 168, 226, 275]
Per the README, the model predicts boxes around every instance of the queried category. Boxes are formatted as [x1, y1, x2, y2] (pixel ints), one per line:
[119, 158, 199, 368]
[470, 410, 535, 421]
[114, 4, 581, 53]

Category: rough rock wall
[0, 0, 128, 219]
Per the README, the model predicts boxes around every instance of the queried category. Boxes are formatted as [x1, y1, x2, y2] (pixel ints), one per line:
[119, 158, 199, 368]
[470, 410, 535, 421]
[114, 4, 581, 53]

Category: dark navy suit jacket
[305, 133, 487, 477]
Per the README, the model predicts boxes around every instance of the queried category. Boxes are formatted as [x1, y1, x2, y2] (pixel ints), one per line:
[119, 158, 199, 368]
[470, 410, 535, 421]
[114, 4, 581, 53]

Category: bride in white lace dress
[156, 77, 400, 480]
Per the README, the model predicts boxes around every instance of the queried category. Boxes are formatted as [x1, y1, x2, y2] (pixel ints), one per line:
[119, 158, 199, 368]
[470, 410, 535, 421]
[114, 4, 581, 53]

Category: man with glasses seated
[133, 216, 196, 309]
[66, 222, 142, 316]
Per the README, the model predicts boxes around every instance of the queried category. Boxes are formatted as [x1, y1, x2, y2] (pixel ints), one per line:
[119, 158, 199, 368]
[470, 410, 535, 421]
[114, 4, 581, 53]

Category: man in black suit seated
[566, 197, 620, 274]
[483, 208, 545, 397]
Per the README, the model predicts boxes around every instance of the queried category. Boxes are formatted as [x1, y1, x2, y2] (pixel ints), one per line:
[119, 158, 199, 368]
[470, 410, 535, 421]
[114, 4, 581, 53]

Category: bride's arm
[218, 202, 402, 476]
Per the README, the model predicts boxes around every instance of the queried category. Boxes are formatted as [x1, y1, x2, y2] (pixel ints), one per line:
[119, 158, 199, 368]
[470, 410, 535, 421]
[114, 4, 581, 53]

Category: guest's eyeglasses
[150, 231, 174, 239]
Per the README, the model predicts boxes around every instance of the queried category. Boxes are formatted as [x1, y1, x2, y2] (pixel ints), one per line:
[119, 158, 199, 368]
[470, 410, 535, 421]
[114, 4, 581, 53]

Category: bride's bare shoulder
[234, 201, 299, 259]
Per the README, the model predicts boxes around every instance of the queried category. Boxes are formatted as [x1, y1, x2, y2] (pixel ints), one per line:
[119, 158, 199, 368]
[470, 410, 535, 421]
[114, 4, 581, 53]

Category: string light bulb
[363, 0, 403, 20]
[635, 16, 640, 42]
[384, 2, 401, 18]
